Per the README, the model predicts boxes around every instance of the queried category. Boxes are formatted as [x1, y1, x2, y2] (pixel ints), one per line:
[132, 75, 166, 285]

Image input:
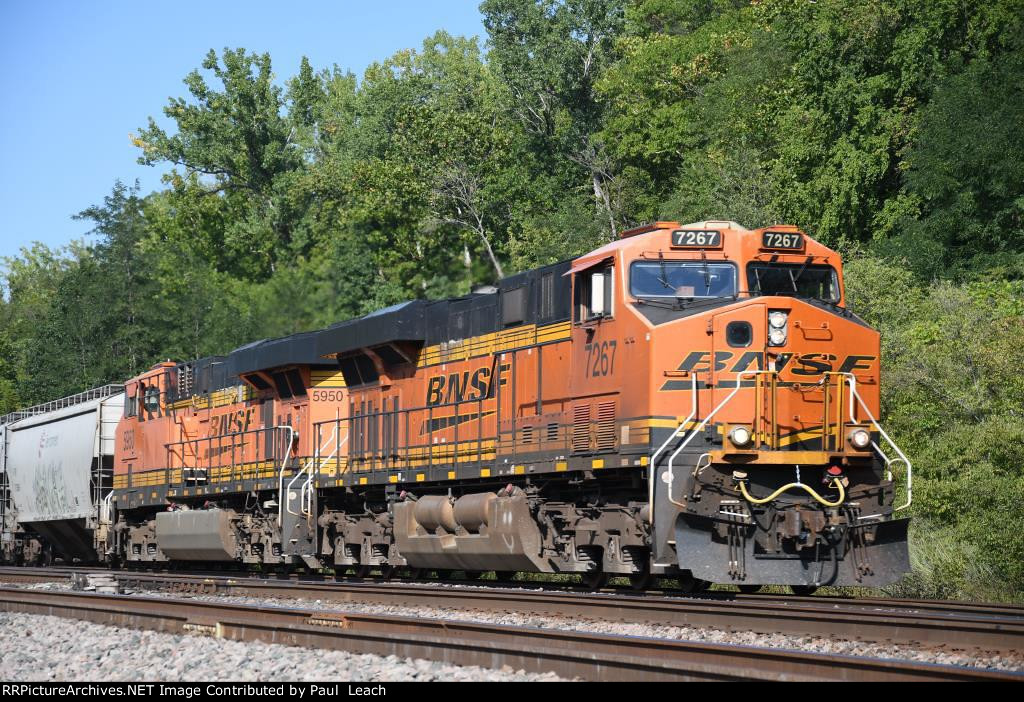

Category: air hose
[737, 477, 846, 508]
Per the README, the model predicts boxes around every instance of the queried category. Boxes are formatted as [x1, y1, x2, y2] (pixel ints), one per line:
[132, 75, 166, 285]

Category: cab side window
[576, 266, 613, 322]
[143, 384, 160, 414]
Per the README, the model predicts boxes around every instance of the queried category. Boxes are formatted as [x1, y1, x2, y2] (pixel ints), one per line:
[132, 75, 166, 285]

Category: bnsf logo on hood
[674, 351, 876, 376]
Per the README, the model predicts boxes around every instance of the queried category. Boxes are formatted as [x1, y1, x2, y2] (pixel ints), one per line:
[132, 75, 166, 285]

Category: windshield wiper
[789, 256, 813, 291]
[634, 296, 681, 309]
[657, 257, 674, 291]
[634, 295, 735, 311]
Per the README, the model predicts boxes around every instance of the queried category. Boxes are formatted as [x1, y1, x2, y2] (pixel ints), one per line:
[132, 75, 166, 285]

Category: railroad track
[0, 586, 1020, 682]
[2, 566, 1023, 656]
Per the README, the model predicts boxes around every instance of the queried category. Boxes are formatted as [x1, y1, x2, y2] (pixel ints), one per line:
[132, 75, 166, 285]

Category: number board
[671, 230, 723, 248]
[761, 231, 804, 250]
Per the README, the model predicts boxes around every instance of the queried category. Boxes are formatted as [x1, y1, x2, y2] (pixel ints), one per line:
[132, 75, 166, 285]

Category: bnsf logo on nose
[676, 351, 876, 375]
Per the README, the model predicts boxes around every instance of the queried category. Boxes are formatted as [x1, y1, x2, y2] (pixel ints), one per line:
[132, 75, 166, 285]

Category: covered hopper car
[1, 221, 912, 590]
[0, 385, 123, 565]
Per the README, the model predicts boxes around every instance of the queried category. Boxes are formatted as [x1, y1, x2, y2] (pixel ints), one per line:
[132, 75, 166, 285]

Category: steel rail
[6, 565, 1022, 616]
[0, 587, 1020, 682]
[2, 567, 1022, 654]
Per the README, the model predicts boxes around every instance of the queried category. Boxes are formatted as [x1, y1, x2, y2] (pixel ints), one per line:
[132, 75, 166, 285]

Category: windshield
[747, 263, 839, 302]
[630, 261, 737, 299]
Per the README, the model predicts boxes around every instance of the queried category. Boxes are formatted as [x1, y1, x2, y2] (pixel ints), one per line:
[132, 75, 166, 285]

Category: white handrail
[275, 425, 296, 526]
[298, 428, 334, 518]
[665, 370, 774, 508]
[647, 369, 912, 571]
[286, 464, 309, 517]
[288, 426, 349, 522]
[100, 491, 114, 525]
[304, 432, 347, 517]
[648, 374, 698, 521]
[838, 373, 912, 511]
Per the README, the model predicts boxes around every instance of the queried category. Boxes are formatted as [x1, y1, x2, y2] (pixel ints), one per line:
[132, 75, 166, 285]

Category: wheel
[628, 571, 653, 591]
[790, 585, 818, 596]
[737, 584, 762, 594]
[495, 570, 517, 582]
[354, 565, 371, 579]
[379, 565, 396, 580]
[463, 570, 483, 580]
[582, 571, 609, 589]
[406, 568, 425, 580]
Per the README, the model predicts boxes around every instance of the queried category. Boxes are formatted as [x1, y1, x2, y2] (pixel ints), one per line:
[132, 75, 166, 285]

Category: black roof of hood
[313, 300, 428, 359]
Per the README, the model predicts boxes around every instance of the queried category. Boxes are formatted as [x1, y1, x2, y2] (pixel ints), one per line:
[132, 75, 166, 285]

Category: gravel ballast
[2, 579, 1021, 677]
[0, 610, 566, 682]
[145, 590, 1022, 672]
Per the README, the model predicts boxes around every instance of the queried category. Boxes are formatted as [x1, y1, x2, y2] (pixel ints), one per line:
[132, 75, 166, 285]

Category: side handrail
[286, 464, 310, 517]
[837, 373, 912, 512]
[648, 374, 698, 521]
[303, 433, 348, 519]
[275, 425, 296, 526]
[100, 491, 114, 525]
[298, 427, 346, 519]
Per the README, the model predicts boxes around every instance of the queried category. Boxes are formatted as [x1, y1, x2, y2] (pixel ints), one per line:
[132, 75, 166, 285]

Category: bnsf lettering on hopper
[1, 220, 911, 593]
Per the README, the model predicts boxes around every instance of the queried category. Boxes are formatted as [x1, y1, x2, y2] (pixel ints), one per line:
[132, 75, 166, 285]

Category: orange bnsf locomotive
[88, 220, 910, 590]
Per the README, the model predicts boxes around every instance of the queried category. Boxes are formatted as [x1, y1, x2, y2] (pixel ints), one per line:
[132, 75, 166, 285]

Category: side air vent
[572, 404, 591, 453]
[176, 363, 194, 399]
[596, 401, 617, 451]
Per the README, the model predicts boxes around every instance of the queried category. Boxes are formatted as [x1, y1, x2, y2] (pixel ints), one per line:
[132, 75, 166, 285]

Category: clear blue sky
[0, 0, 484, 257]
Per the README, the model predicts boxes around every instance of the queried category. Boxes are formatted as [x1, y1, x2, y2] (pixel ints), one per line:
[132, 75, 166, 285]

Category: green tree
[889, 54, 1024, 278]
[134, 48, 306, 277]
[484, 0, 627, 243]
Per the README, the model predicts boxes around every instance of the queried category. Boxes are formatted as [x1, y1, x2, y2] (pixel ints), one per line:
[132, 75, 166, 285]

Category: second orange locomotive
[111, 220, 911, 590]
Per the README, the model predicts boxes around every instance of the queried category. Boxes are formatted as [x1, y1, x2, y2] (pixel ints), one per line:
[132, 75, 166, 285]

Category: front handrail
[665, 370, 775, 508]
[649, 370, 912, 525]
[835, 372, 913, 512]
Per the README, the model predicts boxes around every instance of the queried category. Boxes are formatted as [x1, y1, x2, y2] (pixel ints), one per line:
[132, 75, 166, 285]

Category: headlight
[729, 426, 753, 447]
[848, 428, 871, 449]
[768, 310, 788, 328]
[768, 327, 787, 346]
